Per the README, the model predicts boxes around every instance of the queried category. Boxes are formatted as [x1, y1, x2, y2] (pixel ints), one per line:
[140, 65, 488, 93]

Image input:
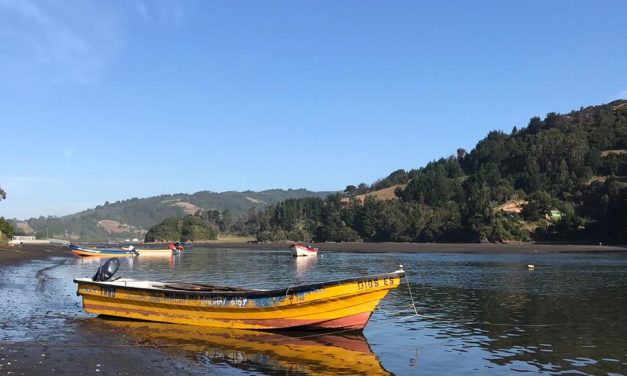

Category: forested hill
[253, 100, 627, 244]
[14, 189, 333, 241]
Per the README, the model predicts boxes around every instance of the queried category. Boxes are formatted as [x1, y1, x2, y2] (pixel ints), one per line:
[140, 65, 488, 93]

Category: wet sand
[0, 244, 208, 375]
[0, 244, 69, 266]
[1, 241, 625, 375]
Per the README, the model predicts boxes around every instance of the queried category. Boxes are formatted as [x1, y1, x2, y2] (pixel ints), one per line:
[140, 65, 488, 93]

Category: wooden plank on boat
[162, 283, 251, 292]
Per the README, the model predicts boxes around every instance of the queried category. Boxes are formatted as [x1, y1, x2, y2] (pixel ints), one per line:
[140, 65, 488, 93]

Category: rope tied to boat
[377, 266, 556, 328]
[400, 265, 420, 317]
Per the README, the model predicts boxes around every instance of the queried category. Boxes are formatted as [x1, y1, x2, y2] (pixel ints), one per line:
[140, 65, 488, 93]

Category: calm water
[1, 248, 626, 375]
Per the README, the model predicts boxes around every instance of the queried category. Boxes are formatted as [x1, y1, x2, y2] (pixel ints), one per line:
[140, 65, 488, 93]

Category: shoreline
[193, 241, 627, 253]
[0, 243, 69, 266]
[0, 247, 205, 375]
[2, 241, 625, 267]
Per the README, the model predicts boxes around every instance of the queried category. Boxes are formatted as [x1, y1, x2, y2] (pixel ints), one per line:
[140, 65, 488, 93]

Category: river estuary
[1, 248, 626, 375]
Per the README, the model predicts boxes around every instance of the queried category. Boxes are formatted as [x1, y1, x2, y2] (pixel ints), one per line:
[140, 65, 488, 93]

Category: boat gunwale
[72, 252, 137, 257]
[70, 244, 136, 255]
[73, 250, 136, 255]
[74, 270, 406, 298]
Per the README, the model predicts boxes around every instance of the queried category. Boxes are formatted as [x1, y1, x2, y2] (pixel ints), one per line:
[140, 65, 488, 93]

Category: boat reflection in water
[74, 255, 137, 268]
[131, 252, 180, 268]
[295, 253, 317, 279]
[101, 319, 391, 375]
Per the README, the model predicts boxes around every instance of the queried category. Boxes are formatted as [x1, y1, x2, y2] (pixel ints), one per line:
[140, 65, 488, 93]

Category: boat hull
[70, 244, 137, 257]
[132, 248, 174, 256]
[290, 244, 318, 257]
[75, 270, 404, 330]
[123, 246, 183, 255]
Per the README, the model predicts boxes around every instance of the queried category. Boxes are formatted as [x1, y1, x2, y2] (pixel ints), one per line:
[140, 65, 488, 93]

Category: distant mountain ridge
[16, 189, 334, 241]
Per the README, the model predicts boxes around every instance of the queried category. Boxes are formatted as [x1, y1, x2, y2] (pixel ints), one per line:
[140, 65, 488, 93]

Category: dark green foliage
[250, 100, 627, 244]
[145, 217, 182, 242]
[181, 215, 216, 242]
[145, 212, 220, 242]
[521, 191, 553, 221]
[401, 158, 464, 205]
[371, 169, 410, 191]
[219, 209, 233, 233]
[232, 207, 261, 237]
[255, 197, 327, 241]
[0, 186, 9, 241]
[0, 217, 15, 240]
[344, 185, 358, 196]
[574, 176, 627, 243]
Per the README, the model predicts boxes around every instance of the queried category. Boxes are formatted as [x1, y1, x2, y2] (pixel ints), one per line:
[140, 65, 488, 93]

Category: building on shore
[9, 236, 70, 246]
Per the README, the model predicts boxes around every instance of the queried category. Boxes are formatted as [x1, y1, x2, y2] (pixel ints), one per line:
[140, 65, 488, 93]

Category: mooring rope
[401, 266, 420, 317]
[375, 267, 555, 328]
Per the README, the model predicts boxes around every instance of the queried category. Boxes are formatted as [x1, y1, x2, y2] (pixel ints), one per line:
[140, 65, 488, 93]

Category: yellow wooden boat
[99, 319, 391, 375]
[122, 247, 176, 256]
[74, 259, 405, 330]
[122, 243, 184, 255]
[69, 244, 138, 257]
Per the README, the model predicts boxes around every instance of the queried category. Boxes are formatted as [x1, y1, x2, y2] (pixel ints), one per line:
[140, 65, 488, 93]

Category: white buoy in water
[527, 264, 535, 270]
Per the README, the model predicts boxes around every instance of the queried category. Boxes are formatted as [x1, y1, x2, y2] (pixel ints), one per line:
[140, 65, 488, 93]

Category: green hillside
[12, 189, 333, 241]
[6, 100, 627, 244]
[251, 100, 627, 244]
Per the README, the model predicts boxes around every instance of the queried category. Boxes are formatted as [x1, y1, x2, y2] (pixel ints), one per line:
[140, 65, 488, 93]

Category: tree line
[0, 186, 14, 241]
[234, 101, 627, 244]
[144, 209, 234, 242]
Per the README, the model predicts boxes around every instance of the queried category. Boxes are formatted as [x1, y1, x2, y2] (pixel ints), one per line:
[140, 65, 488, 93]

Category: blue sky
[1, 0, 626, 220]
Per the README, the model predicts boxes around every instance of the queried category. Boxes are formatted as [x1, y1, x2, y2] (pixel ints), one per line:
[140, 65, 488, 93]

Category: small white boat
[290, 243, 318, 257]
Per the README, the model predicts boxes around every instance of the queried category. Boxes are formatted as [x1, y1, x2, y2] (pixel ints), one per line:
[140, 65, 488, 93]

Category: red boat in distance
[289, 243, 318, 257]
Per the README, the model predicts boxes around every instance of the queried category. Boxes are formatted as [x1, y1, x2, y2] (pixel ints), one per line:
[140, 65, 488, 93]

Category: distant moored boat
[122, 247, 179, 256]
[69, 244, 138, 257]
[290, 243, 318, 257]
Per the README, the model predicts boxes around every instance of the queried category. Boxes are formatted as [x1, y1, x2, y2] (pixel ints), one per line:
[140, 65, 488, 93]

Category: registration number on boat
[101, 287, 116, 298]
[357, 276, 395, 290]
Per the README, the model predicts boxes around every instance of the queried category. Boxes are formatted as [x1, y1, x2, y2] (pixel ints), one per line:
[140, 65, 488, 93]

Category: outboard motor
[92, 258, 120, 282]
